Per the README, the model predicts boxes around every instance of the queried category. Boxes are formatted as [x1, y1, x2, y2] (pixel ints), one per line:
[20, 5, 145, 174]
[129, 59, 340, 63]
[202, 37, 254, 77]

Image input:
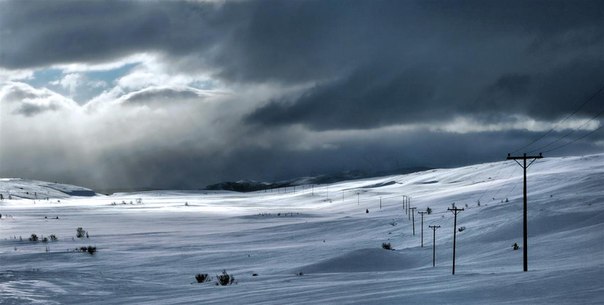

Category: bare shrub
[78, 246, 96, 255]
[216, 270, 235, 286]
[195, 273, 210, 283]
[76, 227, 87, 238]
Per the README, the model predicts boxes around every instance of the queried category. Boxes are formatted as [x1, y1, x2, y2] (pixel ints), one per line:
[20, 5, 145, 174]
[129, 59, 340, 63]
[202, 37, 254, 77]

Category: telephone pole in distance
[429, 225, 441, 267]
[418, 211, 428, 247]
[448, 206, 464, 275]
[409, 207, 417, 235]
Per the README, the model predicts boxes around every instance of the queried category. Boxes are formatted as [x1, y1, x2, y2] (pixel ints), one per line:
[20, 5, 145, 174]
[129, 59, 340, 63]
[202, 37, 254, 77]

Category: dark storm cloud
[69, 127, 604, 191]
[3, 0, 602, 78]
[488, 74, 533, 98]
[246, 57, 604, 130]
[246, 66, 440, 130]
[0, 0, 581, 130]
[211, 0, 604, 129]
[471, 58, 604, 120]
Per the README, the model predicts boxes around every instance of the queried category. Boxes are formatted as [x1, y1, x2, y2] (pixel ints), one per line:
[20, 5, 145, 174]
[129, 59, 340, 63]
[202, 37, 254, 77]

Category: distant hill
[0, 178, 98, 199]
[205, 167, 431, 192]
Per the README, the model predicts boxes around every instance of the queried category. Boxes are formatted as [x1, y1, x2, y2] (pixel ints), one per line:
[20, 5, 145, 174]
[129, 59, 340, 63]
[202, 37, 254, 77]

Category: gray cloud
[13, 101, 61, 117]
[246, 57, 604, 130]
[488, 74, 533, 98]
[1, 0, 603, 190]
[246, 66, 439, 130]
[120, 87, 208, 107]
[2, 1, 602, 79]
[12, 127, 599, 192]
[2, 1, 602, 104]
[1, 82, 78, 116]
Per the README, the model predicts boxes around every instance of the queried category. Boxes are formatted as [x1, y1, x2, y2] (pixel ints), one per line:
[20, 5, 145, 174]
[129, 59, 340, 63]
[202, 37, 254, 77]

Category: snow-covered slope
[0, 178, 97, 199]
[0, 154, 602, 304]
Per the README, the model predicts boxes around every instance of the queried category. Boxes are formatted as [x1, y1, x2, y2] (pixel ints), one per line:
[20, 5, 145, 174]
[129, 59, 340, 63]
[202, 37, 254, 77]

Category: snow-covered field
[1, 154, 603, 304]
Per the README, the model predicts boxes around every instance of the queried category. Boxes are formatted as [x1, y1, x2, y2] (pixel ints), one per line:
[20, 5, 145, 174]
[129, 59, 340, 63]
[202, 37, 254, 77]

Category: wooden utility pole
[429, 225, 441, 267]
[418, 211, 428, 247]
[507, 153, 543, 272]
[448, 207, 464, 275]
[409, 207, 417, 235]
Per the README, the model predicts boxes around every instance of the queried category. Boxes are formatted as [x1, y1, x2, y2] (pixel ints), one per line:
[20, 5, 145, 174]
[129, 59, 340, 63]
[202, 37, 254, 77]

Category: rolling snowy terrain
[0, 154, 603, 304]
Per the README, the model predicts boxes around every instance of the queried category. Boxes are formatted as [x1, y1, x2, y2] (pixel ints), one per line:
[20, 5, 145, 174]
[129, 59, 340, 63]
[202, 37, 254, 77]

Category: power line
[511, 84, 604, 154]
[543, 124, 604, 154]
[476, 163, 516, 204]
[529, 107, 604, 154]
[500, 181, 519, 203]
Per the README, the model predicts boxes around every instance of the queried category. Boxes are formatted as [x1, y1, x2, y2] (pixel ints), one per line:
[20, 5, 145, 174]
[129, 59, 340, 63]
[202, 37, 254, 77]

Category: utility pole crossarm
[506, 153, 543, 160]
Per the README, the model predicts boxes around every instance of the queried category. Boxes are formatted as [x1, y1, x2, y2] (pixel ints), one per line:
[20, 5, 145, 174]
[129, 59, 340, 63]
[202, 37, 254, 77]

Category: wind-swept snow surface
[0, 154, 603, 304]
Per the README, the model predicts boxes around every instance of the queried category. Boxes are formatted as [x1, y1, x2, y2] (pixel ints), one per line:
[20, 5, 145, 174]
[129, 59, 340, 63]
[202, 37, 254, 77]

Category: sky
[0, 0, 603, 192]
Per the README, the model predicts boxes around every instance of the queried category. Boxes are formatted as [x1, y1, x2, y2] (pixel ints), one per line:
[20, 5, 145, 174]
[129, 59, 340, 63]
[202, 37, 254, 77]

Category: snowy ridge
[0, 178, 97, 200]
[0, 154, 602, 304]
[205, 167, 430, 192]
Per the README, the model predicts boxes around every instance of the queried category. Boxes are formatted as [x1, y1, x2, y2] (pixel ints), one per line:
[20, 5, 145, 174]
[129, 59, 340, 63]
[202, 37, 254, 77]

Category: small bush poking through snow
[49, 234, 58, 241]
[76, 227, 87, 238]
[216, 270, 235, 286]
[29, 234, 39, 242]
[195, 273, 210, 283]
[382, 242, 393, 250]
[78, 246, 97, 255]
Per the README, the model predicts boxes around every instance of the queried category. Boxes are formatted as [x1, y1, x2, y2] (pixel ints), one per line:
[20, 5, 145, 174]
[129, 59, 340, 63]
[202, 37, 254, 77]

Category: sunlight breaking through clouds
[0, 0, 602, 190]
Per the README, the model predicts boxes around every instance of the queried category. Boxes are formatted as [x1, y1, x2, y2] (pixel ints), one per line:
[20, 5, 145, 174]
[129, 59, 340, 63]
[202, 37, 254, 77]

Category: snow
[0, 154, 603, 304]
[0, 178, 97, 199]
